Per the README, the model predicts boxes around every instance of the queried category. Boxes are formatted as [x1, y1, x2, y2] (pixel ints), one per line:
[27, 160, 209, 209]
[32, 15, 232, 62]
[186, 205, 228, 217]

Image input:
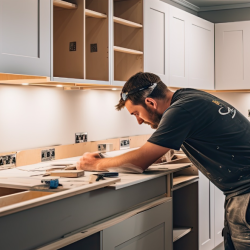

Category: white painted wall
[1, 85, 250, 154]
[0, 85, 153, 153]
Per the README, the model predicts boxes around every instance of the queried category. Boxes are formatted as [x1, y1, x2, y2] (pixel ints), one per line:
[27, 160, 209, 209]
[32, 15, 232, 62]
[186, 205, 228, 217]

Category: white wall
[0, 85, 153, 153]
[1, 84, 250, 154]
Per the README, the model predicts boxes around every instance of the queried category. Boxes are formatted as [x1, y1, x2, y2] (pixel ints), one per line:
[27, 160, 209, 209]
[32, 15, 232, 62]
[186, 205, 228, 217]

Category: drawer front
[102, 199, 173, 250]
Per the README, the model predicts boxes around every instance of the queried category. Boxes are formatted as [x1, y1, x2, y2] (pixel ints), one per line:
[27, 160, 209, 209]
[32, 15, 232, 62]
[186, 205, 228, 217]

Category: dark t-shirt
[148, 88, 250, 198]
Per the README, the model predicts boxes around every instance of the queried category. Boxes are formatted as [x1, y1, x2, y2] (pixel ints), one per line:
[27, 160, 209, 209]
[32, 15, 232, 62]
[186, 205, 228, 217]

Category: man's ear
[145, 98, 157, 109]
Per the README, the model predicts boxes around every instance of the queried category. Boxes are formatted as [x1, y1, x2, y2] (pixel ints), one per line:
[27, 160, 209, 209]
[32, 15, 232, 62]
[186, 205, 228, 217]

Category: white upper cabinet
[0, 0, 51, 77]
[188, 15, 214, 90]
[169, 7, 189, 88]
[215, 21, 250, 90]
[169, 6, 214, 90]
[144, 0, 169, 84]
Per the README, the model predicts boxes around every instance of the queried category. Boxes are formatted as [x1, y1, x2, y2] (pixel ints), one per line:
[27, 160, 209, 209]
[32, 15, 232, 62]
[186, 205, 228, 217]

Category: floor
[213, 242, 224, 250]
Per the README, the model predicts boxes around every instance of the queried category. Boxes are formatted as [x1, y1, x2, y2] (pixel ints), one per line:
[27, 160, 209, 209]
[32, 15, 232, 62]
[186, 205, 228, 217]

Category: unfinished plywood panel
[129, 134, 150, 148]
[0, 187, 25, 197]
[54, 0, 84, 79]
[0, 191, 51, 209]
[113, 1, 143, 81]
[114, 52, 143, 81]
[114, 0, 143, 25]
[85, 0, 109, 81]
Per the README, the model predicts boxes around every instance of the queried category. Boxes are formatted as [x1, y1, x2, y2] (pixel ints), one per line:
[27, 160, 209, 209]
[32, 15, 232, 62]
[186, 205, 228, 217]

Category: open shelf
[173, 228, 192, 242]
[173, 175, 198, 187]
[114, 46, 143, 55]
[53, 0, 77, 9]
[113, 16, 142, 28]
[85, 9, 107, 18]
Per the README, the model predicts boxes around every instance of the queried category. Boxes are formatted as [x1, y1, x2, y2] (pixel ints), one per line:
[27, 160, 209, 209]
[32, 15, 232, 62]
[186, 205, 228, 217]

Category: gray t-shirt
[148, 88, 250, 198]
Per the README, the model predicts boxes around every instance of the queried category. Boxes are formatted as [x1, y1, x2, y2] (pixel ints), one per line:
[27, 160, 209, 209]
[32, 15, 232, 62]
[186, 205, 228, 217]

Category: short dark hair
[116, 72, 168, 111]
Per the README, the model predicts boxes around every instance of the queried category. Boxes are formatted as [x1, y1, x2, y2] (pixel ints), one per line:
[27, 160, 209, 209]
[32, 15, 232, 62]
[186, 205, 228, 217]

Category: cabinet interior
[113, 0, 143, 81]
[173, 182, 198, 250]
[53, 0, 109, 81]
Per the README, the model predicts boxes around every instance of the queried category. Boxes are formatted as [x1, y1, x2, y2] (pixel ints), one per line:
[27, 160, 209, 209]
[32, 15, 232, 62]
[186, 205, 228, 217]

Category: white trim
[170, 0, 200, 12]
[199, 2, 250, 12]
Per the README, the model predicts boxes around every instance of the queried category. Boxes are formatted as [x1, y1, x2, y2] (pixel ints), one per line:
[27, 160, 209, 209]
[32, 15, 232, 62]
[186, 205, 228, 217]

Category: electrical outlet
[120, 138, 130, 150]
[41, 148, 55, 162]
[98, 143, 113, 152]
[90, 43, 97, 52]
[75, 132, 88, 143]
[0, 154, 16, 169]
[69, 42, 76, 51]
[248, 109, 250, 117]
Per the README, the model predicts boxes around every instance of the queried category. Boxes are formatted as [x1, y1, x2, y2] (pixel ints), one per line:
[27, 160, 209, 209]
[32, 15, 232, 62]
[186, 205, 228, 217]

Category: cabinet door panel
[169, 6, 189, 88]
[199, 171, 215, 250]
[215, 21, 250, 90]
[144, 0, 169, 84]
[214, 185, 224, 247]
[102, 200, 172, 250]
[189, 16, 214, 90]
[0, 0, 51, 76]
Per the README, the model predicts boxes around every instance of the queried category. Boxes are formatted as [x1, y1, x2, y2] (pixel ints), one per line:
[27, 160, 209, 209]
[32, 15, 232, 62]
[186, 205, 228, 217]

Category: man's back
[148, 88, 250, 197]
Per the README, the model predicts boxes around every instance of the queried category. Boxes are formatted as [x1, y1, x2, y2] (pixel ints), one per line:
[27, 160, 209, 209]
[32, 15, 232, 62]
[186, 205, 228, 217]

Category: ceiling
[187, 0, 250, 8]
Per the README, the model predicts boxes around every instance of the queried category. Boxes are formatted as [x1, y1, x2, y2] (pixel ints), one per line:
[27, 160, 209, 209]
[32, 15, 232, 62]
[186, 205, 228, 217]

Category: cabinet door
[199, 171, 215, 250]
[0, 0, 51, 77]
[188, 16, 214, 90]
[169, 6, 189, 88]
[215, 21, 250, 90]
[102, 200, 173, 250]
[214, 185, 224, 247]
[144, 0, 169, 84]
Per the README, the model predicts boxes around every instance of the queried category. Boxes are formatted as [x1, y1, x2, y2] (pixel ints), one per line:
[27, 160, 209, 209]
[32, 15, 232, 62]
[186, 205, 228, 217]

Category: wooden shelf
[114, 17, 142, 28]
[114, 46, 143, 55]
[173, 175, 198, 187]
[173, 228, 192, 242]
[53, 0, 77, 9]
[85, 9, 107, 19]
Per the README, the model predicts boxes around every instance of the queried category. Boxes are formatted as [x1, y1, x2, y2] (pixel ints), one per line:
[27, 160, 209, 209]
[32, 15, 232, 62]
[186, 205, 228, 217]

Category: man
[77, 72, 250, 249]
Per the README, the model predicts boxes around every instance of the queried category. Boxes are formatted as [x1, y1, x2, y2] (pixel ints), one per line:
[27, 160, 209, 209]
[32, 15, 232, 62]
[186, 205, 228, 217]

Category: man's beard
[143, 107, 162, 129]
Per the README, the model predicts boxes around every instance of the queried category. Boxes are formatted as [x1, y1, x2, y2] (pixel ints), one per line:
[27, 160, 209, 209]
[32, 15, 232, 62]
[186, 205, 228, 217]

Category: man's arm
[77, 142, 170, 173]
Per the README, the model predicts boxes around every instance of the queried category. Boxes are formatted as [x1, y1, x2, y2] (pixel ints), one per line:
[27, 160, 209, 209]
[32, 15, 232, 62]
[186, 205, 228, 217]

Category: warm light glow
[57, 85, 63, 87]
[22, 83, 29, 86]
[112, 88, 117, 91]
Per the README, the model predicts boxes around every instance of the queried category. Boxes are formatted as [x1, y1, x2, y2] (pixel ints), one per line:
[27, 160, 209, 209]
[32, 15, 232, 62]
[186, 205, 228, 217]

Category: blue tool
[41, 179, 62, 189]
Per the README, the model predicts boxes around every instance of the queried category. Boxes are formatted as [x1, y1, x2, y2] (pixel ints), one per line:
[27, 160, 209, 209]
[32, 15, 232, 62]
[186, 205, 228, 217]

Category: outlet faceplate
[41, 148, 55, 162]
[120, 138, 130, 150]
[75, 132, 87, 143]
[98, 143, 113, 152]
[69, 42, 76, 51]
[0, 154, 16, 169]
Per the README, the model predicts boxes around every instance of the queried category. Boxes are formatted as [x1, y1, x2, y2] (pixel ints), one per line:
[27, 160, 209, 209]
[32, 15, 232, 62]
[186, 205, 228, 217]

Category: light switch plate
[75, 132, 88, 143]
[120, 138, 130, 150]
[0, 153, 16, 169]
[41, 148, 55, 162]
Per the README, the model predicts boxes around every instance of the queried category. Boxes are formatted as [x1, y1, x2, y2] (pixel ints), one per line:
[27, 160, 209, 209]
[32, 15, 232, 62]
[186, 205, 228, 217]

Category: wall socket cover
[69, 41, 76, 51]
[120, 138, 130, 150]
[0, 154, 16, 169]
[98, 143, 113, 152]
[75, 132, 88, 143]
[41, 148, 55, 162]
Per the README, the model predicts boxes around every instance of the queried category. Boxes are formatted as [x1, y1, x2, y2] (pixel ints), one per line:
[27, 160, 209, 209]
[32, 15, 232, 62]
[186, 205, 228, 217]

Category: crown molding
[199, 2, 250, 12]
[170, 0, 250, 12]
[170, 0, 200, 12]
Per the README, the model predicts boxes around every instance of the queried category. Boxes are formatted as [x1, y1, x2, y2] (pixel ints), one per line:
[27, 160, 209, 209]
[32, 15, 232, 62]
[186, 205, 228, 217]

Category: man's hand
[76, 152, 106, 171]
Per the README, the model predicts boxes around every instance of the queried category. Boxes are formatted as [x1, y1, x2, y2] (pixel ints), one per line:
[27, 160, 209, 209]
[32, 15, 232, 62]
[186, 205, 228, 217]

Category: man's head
[116, 72, 172, 129]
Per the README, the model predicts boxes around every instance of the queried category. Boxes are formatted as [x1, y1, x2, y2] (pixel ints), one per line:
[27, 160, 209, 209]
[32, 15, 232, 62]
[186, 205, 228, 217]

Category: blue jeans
[224, 192, 250, 250]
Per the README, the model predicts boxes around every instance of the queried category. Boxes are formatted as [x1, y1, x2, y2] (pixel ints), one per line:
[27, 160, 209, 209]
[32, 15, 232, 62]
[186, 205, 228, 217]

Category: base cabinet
[199, 171, 224, 250]
[102, 200, 173, 250]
